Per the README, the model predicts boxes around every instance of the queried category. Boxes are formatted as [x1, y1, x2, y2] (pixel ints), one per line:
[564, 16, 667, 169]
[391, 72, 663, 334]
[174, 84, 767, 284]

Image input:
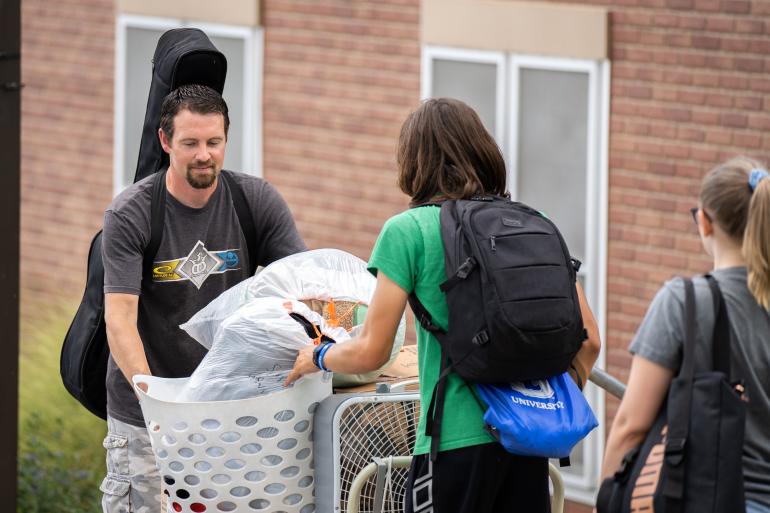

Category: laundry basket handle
[132, 375, 151, 398]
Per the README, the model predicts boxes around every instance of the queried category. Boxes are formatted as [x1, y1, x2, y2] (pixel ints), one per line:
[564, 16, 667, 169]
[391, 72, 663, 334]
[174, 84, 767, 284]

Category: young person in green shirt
[286, 98, 601, 512]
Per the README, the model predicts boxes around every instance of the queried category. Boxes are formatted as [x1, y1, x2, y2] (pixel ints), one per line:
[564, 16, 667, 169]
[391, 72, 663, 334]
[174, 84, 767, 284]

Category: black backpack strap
[663, 278, 697, 512]
[408, 291, 451, 461]
[705, 274, 731, 376]
[425, 352, 453, 462]
[143, 170, 168, 275]
[220, 170, 258, 275]
[408, 292, 446, 336]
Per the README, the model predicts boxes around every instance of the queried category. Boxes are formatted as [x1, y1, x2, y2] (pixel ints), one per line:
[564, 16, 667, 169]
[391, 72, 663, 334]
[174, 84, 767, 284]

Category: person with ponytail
[601, 156, 770, 512]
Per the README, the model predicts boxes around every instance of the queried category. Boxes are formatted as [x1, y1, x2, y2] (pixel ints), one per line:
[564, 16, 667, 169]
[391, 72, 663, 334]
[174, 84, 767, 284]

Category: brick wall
[20, 0, 115, 314]
[590, 2, 770, 426]
[261, 0, 421, 259]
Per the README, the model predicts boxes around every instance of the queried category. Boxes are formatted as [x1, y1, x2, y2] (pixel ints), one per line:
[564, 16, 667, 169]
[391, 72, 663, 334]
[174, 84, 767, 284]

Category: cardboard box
[333, 345, 418, 394]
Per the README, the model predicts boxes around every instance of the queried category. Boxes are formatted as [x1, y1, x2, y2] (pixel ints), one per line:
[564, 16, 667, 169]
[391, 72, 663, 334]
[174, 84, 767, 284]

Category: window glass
[516, 68, 589, 262]
[431, 59, 498, 139]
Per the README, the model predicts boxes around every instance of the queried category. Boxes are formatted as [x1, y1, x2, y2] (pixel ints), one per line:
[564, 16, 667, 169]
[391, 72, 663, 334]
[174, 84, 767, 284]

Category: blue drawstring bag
[475, 372, 598, 459]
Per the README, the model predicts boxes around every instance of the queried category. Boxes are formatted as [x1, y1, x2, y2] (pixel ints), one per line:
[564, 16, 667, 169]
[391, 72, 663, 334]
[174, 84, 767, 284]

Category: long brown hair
[397, 98, 508, 206]
[700, 156, 770, 309]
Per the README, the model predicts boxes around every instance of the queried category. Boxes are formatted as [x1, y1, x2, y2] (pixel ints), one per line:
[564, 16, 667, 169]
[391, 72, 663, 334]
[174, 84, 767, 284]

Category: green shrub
[18, 306, 105, 513]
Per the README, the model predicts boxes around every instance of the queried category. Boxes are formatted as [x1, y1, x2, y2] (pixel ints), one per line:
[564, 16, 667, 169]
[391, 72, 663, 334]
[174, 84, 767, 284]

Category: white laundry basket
[133, 372, 331, 513]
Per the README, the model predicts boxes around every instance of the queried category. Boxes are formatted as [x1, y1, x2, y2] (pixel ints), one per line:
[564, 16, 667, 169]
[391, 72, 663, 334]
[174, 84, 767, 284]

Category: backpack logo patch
[501, 216, 523, 228]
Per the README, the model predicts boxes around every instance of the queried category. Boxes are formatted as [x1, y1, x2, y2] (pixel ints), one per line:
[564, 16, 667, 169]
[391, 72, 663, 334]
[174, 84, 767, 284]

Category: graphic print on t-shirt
[152, 240, 242, 289]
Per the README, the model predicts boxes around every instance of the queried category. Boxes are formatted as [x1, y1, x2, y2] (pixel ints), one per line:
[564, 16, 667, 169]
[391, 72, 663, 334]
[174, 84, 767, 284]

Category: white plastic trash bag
[181, 249, 406, 388]
[247, 248, 373, 304]
[177, 298, 349, 402]
[247, 249, 406, 386]
[179, 275, 257, 350]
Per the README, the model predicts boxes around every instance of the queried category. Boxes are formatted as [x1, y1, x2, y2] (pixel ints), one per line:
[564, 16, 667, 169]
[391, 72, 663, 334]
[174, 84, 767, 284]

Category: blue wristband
[317, 343, 333, 372]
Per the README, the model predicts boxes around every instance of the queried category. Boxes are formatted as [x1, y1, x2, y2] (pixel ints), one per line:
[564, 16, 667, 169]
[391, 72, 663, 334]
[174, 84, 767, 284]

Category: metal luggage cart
[313, 368, 628, 513]
[313, 381, 420, 513]
[313, 380, 581, 513]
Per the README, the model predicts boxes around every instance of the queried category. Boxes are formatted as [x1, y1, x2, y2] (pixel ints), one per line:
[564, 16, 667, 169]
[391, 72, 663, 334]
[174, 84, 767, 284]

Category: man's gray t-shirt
[629, 267, 770, 506]
[102, 171, 306, 427]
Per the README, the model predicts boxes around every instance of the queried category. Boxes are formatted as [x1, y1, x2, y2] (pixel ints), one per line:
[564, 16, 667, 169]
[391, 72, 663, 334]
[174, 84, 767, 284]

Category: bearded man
[99, 84, 306, 512]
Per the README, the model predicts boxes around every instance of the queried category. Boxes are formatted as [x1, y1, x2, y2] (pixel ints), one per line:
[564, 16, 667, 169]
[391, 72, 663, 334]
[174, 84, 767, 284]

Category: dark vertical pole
[0, 0, 21, 507]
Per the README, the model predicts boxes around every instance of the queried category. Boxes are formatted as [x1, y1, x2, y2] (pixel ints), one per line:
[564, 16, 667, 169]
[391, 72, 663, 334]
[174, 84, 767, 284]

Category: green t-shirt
[368, 206, 495, 455]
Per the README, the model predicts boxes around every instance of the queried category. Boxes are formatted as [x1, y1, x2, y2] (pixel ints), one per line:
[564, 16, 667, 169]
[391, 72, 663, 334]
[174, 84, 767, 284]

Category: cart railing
[346, 457, 566, 513]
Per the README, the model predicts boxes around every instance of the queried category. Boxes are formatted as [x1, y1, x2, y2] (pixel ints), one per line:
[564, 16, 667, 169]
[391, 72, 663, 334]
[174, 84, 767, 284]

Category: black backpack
[596, 276, 746, 513]
[409, 196, 585, 459]
[60, 29, 253, 419]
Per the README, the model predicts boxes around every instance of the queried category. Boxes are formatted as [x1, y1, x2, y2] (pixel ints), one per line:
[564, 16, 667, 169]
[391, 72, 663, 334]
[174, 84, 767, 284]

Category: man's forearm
[105, 293, 152, 388]
[107, 321, 152, 386]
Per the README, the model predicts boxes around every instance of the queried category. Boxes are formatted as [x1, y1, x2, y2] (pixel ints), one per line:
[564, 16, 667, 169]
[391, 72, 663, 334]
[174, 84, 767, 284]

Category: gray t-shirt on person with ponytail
[629, 267, 770, 507]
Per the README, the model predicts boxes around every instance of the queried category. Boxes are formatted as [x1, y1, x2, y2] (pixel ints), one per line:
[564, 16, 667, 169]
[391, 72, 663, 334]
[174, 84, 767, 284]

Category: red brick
[705, 17, 735, 32]
[662, 69, 694, 86]
[733, 133, 763, 149]
[692, 72, 720, 87]
[651, 13, 679, 27]
[748, 114, 770, 131]
[666, 0, 693, 8]
[750, 78, 770, 93]
[735, 96, 763, 110]
[722, 0, 751, 14]
[720, 74, 749, 89]
[678, 127, 705, 142]
[722, 37, 750, 52]
[649, 123, 678, 138]
[753, 2, 770, 14]
[735, 57, 765, 73]
[691, 35, 721, 50]
[691, 147, 721, 163]
[721, 113, 749, 128]
[692, 106, 721, 125]
[705, 93, 733, 108]
[705, 130, 733, 145]
[735, 18, 766, 34]
[695, 0, 721, 11]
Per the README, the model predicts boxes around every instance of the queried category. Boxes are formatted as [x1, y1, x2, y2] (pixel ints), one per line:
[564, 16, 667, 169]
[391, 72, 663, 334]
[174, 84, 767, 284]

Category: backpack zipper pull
[490, 236, 496, 252]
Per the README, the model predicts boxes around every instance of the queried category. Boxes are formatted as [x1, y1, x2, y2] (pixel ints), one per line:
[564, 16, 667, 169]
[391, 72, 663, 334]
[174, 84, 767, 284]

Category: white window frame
[422, 46, 610, 505]
[508, 54, 610, 503]
[420, 46, 507, 144]
[114, 14, 263, 195]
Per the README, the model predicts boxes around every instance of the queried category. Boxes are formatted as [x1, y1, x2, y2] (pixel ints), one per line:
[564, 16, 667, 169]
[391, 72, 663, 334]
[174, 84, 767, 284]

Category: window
[423, 46, 610, 504]
[114, 15, 262, 193]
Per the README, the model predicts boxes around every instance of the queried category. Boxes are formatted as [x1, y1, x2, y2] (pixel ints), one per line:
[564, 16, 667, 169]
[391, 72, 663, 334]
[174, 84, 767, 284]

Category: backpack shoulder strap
[704, 274, 732, 376]
[408, 292, 447, 336]
[663, 277, 696, 512]
[426, 351, 453, 461]
[143, 170, 167, 275]
[221, 170, 258, 275]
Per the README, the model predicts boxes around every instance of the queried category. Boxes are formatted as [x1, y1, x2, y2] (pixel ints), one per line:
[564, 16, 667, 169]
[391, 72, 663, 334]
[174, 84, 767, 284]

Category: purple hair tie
[749, 168, 769, 192]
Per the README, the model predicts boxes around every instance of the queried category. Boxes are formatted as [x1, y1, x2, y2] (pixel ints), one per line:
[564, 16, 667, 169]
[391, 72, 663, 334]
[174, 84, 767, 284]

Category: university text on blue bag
[476, 372, 598, 459]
